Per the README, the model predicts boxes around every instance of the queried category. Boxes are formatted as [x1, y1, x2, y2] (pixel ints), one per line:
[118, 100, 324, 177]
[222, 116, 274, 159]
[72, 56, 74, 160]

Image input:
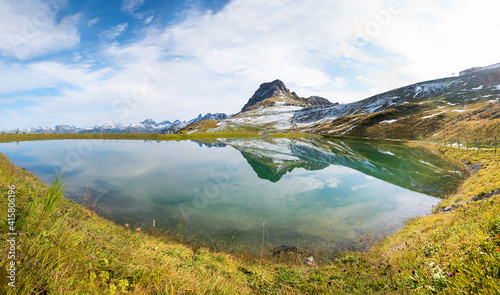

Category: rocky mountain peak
[240, 79, 334, 113]
[256, 79, 290, 97]
[241, 79, 292, 112]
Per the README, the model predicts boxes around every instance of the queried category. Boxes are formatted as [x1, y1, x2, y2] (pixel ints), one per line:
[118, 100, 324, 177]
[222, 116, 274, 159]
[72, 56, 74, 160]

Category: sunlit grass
[420, 143, 500, 208]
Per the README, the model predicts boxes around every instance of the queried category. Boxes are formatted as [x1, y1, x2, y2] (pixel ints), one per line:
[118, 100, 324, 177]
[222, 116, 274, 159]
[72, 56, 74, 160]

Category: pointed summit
[241, 79, 293, 112]
[240, 79, 334, 112]
[255, 79, 290, 98]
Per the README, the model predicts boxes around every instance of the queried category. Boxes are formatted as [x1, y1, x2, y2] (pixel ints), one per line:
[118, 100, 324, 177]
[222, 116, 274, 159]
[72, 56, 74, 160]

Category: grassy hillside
[303, 69, 500, 142]
[1, 138, 499, 294]
[320, 102, 500, 143]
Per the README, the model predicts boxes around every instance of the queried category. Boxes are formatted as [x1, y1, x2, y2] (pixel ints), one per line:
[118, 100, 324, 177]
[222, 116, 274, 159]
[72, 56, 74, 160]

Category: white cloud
[356, 75, 372, 83]
[143, 15, 154, 25]
[332, 77, 347, 88]
[73, 52, 82, 62]
[96, 0, 395, 110]
[367, 0, 500, 85]
[0, 0, 80, 60]
[100, 23, 128, 40]
[0, 60, 118, 128]
[0, 61, 95, 94]
[121, 0, 145, 13]
[87, 17, 100, 28]
[131, 10, 156, 24]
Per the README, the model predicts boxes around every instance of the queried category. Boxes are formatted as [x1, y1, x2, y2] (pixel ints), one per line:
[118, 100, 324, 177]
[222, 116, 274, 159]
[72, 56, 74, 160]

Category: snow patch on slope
[341, 125, 356, 135]
[421, 111, 444, 119]
[227, 106, 302, 130]
[379, 119, 398, 124]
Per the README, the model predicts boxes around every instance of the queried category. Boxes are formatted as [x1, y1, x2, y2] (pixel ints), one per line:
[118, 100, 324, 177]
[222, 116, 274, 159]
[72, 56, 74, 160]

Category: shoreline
[0, 131, 312, 144]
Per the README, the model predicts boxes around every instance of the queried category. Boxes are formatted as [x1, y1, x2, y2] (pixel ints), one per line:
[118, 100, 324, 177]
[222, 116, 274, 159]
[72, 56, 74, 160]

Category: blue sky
[1, 0, 500, 130]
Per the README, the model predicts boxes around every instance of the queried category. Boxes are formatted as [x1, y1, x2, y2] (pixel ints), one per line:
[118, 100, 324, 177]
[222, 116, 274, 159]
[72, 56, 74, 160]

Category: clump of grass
[37, 171, 66, 228]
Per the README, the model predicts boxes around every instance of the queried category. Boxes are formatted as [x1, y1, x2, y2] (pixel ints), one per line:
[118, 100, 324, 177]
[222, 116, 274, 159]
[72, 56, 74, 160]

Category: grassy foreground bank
[1, 141, 499, 294]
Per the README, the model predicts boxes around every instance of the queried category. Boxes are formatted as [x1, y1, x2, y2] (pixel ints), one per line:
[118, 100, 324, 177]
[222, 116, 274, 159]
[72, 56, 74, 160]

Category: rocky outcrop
[241, 80, 291, 112]
[298, 95, 337, 107]
[462, 161, 484, 174]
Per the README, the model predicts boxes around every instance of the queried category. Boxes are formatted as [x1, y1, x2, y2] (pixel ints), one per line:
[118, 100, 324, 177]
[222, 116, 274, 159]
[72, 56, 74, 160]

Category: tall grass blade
[37, 170, 67, 229]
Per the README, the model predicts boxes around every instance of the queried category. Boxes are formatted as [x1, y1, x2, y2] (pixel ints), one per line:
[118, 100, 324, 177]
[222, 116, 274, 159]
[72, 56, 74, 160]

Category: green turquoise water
[0, 138, 464, 254]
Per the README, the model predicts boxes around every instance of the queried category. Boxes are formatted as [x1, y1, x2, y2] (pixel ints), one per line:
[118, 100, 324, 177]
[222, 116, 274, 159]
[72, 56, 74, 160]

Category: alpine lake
[0, 137, 466, 257]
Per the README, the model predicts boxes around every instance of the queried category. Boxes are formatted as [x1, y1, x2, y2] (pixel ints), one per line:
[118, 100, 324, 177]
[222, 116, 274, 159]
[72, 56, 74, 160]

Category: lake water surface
[0, 137, 465, 255]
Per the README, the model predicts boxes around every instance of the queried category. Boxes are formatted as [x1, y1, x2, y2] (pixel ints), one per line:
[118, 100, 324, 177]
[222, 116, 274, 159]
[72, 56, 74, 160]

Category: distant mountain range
[7, 113, 228, 134]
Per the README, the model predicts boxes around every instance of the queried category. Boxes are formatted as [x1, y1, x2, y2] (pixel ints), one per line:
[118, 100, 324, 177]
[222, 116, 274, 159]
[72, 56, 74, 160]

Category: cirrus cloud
[0, 0, 80, 60]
